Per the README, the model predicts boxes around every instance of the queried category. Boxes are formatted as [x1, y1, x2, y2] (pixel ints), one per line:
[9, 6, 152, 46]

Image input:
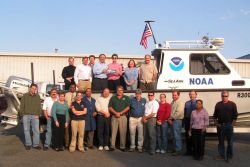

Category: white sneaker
[98, 146, 103, 151]
[160, 150, 166, 154]
[156, 149, 160, 153]
[104, 146, 109, 151]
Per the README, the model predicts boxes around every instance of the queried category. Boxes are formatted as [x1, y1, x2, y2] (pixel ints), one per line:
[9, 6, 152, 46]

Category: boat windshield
[190, 53, 230, 75]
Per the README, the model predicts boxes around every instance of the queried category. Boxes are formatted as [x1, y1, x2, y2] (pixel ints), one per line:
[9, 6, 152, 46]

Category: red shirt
[157, 102, 171, 122]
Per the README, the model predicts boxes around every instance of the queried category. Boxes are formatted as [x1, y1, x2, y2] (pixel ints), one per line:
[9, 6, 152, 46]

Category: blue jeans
[172, 119, 182, 151]
[23, 115, 40, 147]
[217, 124, 234, 159]
[44, 117, 52, 147]
[126, 81, 138, 91]
[156, 122, 169, 151]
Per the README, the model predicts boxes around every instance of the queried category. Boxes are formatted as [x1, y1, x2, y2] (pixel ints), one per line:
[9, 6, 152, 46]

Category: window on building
[190, 54, 230, 74]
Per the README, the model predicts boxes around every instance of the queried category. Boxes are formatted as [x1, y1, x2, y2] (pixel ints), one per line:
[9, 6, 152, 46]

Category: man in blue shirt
[92, 54, 108, 91]
[184, 90, 197, 155]
[129, 89, 146, 153]
[83, 88, 97, 150]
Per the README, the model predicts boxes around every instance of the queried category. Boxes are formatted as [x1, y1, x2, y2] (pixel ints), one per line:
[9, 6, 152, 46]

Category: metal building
[228, 59, 250, 78]
[0, 52, 144, 84]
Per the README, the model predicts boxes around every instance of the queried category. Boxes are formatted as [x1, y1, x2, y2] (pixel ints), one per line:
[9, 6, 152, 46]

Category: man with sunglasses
[213, 91, 238, 163]
[142, 92, 159, 155]
[107, 54, 123, 91]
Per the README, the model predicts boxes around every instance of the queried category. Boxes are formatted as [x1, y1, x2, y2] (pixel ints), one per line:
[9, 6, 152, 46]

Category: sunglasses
[148, 94, 154, 96]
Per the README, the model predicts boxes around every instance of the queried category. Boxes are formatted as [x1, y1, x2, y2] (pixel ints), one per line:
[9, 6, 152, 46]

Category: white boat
[148, 38, 250, 132]
[0, 76, 63, 126]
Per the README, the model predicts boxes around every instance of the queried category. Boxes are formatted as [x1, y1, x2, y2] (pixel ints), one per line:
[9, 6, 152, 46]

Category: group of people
[19, 54, 238, 163]
[20, 85, 237, 163]
[61, 53, 158, 92]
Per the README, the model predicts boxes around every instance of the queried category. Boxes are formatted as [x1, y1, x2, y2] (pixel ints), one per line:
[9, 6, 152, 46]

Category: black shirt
[213, 101, 238, 124]
[71, 101, 86, 120]
[61, 65, 76, 83]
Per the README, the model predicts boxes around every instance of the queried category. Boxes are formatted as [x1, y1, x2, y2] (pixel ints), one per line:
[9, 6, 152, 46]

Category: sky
[0, 0, 250, 58]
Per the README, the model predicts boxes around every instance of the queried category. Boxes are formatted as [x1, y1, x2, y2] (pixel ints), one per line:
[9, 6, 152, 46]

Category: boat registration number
[237, 92, 250, 98]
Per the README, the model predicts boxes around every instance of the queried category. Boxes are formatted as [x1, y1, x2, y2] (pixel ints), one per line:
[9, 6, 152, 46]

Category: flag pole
[145, 20, 157, 45]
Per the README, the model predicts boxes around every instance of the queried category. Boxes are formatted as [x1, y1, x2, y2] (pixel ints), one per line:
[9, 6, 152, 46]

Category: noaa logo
[169, 57, 184, 71]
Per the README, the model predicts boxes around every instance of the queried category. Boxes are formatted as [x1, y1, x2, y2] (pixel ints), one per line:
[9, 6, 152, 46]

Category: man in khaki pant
[69, 92, 87, 153]
[74, 56, 92, 91]
[64, 84, 77, 148]
[109, 86, 130, 152]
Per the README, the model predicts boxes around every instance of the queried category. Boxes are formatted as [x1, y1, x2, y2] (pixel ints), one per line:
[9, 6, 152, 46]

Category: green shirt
[109, 95, 130, 113]
[51, 101, 70, 122]
[20, 92, 42, 116]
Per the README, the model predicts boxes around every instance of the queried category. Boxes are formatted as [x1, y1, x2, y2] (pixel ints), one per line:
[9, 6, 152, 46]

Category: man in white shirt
[43, 88, 58, 150]
[74, 56, 92, 91]
[142, 92, 159, 155]
[95, 88, 111, 151]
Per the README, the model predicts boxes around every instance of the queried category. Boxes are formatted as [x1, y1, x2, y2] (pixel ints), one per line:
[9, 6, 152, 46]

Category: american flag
[140, 23, 153, 49]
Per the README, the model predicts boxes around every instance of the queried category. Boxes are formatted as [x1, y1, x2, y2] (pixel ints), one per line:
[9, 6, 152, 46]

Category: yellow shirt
[65, 92, 76, 108]
[139, 63, 158, 83]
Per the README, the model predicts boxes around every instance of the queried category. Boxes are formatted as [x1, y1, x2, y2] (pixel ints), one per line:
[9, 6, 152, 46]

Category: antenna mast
[145, 20, 157, 45]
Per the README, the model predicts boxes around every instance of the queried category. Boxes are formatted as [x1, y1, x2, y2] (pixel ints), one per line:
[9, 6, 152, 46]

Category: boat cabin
[152, 38, 250, 90]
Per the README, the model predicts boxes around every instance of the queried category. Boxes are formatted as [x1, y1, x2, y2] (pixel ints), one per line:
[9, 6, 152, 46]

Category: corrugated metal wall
[228, 60, 250, 78]
[0, 55, 144, 83]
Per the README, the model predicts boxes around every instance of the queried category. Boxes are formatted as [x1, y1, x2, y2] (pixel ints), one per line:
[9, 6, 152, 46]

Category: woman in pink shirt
[107, 54, 122, 90]
[189, 99, 209, 161]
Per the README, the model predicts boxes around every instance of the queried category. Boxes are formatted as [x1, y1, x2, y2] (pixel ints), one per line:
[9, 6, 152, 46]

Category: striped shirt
[190, 108, 209, 129]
